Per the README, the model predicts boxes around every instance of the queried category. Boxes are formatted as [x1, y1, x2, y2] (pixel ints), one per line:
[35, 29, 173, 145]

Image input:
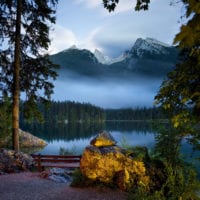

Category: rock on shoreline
[0, 129, 47, 149]
[0, 149, 34, 174]
[80, 131, 149, 191]
[19, 129, 47, 148]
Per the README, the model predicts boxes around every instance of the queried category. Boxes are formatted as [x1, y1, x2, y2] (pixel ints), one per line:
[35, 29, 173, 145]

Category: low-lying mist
[52, 71, 163, 109]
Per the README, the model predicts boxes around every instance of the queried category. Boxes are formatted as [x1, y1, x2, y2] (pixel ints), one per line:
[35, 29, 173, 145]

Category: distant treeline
[20, 101, 167, 124]
[20, 101, 106, 124]
[106, 107, 167, 121]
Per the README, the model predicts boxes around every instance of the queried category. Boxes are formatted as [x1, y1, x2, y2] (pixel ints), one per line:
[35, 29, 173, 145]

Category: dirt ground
[0, 172, 127, 200]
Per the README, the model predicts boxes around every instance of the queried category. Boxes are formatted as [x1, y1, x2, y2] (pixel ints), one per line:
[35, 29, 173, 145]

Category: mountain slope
[50, 38, 179, 80]
[50, 48, 105, 78]
[94, 49, 127, 65]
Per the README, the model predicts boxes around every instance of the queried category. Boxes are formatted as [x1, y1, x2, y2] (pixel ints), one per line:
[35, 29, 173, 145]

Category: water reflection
[21, 120, 200, 196]
[21, 122, 105, 142]
[21, 121, 156, 154]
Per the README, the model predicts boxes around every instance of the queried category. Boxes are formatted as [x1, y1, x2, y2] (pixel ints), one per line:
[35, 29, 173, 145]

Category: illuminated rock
[90, 131, 116, 147]
[80, 132, 149, 190]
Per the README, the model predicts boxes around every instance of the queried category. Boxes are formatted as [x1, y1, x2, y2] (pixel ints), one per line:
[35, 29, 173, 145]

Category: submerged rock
[80, 131, 149, 190]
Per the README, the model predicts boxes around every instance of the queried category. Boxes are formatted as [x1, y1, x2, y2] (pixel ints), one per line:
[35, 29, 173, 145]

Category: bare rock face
[80, 131, 149, 190]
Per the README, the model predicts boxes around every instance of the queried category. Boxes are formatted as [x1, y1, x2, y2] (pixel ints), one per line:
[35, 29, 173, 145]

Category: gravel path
[0, 172, 127, 200]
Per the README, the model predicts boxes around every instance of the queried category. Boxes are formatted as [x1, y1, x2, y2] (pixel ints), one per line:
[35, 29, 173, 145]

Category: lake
[21, 121, 200, 177]
[21, 121, 156, 155]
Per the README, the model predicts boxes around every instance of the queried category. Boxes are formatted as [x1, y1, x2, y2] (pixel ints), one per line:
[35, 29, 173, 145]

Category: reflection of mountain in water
[21, 121, 155, 142]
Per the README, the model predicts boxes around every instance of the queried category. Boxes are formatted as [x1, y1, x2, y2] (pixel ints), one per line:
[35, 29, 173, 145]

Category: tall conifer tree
[0, 0, 58, 151]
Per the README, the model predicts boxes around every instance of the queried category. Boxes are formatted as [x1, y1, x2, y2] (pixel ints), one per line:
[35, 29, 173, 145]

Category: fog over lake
[52, 72, 163, 108]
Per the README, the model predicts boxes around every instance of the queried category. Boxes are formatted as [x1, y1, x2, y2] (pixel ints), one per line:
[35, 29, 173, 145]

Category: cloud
[48, 24, 105, 55]
[49, 0, 183, 57]
[52, 74, 161, 109]
[79, 27, 104, 52]
[81, 0, 183, 56]
[74, 0, 102, 9]
[48, 25, 78, 54]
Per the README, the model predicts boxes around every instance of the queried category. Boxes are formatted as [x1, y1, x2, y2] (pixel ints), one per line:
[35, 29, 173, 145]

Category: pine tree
[0, 0, 58, 151]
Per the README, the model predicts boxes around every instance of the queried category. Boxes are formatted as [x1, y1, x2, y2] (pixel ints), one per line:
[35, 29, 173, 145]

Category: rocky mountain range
[49, 38, 179, 108]
[50, 37, 178, 80]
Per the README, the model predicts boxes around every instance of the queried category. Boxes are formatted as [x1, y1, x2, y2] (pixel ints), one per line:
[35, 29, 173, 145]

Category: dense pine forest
[19, 100, 167, 124]
[106, 107, 166, 121]
[20, 101, 106, 124]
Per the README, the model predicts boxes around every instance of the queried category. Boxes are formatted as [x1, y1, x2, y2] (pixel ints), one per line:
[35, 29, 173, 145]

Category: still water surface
[21, 121, 156, 155]
[21, 121, 200, 178]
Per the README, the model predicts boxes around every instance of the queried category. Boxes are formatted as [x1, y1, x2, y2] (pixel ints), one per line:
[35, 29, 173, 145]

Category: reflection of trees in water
[105, 121, 155, 134]
[21, 121, 156, 142]
[20, 122, 106, 142]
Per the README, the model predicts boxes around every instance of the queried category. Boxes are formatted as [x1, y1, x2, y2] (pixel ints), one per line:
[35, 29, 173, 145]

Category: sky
[49, 0, 184, 108]
[48, 0, 184, 57]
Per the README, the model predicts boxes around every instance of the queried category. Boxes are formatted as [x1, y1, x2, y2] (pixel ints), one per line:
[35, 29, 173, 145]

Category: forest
[19, 100, 167, 125]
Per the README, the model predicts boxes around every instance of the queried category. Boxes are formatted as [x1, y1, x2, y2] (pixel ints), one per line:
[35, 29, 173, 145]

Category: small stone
[48, 174, 69, 183]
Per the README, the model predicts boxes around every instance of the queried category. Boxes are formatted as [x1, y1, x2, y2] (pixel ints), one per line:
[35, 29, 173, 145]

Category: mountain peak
[69, 45, 78, 50]
[94, 49, 127, 65]
[145, 38, 170, 47]
[131, 38, 171, 58]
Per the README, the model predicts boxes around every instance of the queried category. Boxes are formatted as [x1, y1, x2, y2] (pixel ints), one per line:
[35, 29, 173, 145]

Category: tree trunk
[12, 0, 22, 152]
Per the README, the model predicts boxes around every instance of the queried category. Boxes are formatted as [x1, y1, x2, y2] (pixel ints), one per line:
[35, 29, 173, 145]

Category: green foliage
[71, 168, 91, 187]
[128, 157, 200, 200]
[59, 146, 77, 155]
[106, 106, 167, 121]
[103, 0, 150, 12]
[161, 163, 200, 200]
[0, 0, 59, 122]
[20, 100, 106, 124]
[20, 101, 169, 124]
[120, 138, 150, 162]
[0, 96, 12, 141]
[155, 0, 200, 132]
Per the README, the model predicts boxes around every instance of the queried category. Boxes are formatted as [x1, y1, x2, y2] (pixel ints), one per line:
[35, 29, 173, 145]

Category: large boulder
[0, 149, 34, 174]
[19, 129, 47, 148]
[0, 129, 47, 149]
[80, 131, 149, 190]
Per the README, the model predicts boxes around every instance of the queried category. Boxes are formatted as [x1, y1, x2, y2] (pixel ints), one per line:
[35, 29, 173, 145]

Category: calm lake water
[21, 121, 156, 155]
[21, 121, 200, 178]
